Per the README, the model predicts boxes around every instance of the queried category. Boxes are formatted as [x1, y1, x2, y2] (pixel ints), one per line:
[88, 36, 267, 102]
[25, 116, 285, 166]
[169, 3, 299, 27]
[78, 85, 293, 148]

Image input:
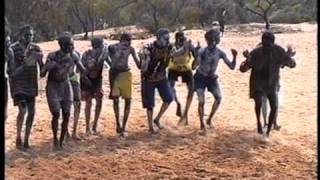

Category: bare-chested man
[5, 27, 14, 121]
[9, 25, 44, 150]
[81, 37, 109, 135]
[168, 31, 196, 125]
[240, 31, 296, 136]
[108, 33, 140, 137]
[193, 29, 237, 133]
[41, 32, 87, 150]
[139, 28, 173, 133]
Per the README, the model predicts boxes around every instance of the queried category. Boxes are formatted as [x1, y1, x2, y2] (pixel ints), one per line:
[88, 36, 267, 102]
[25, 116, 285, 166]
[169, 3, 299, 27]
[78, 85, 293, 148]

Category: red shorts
[81, 88, 104, 101]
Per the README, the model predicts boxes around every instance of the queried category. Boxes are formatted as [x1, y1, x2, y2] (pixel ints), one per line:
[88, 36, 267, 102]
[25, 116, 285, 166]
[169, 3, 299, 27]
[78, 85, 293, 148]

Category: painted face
[157, 34, 170, 48]
[91, 38, 103, 49]
[121, 39, 131, 47]
[60, 38, 74, 53]
[206, 39, 217, 49]
[22, 29, 34, 44]
[176, 36, 185, 46]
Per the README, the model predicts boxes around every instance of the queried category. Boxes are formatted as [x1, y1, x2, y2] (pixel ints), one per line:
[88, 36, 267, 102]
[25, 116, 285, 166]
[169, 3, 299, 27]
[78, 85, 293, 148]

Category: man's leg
[196, 89, 206, 130]
[51, 110, 60, 149]
[16, 102, 27, 149]
[178, 76, 194, 125]
[169, 79, 181, 117]
[254, 93, 264, 134]
[72, 100, 81, 139]
[266, 92, 279, 136]
[85, 98, 92, 135]
[24, 100, 35, 149]
[153, 80, 173, 129]
[113, 98, 122, 134]
[92, 97, 103, 133]
[121, 98, 131, 136]
[60, 101, 71, 148]
[206, 82, 222, 128]
[147, 108, 155, 133]
[261, 95, 268, 127]
[272, 92, 281, 131]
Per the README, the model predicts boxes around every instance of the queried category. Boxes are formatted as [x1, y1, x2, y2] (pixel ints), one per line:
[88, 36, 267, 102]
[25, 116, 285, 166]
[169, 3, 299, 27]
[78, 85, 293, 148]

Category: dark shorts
[13, 93, 35, 106]
[142, 79, 173, 109]
[194, 72, 221, 99]
[46, 80, 72, 113]
[168, 70, 193, 83]
[81, 88, 104, 101]
[71, 81, 81, 102]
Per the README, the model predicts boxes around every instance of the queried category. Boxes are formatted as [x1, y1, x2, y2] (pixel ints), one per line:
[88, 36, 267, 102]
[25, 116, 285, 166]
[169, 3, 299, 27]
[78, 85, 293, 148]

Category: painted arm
[6, 48, 15, 77]
[239, 50, 252, 73]
[222, 49, 237, 70]
[72, 52, 87, 75]
[131, 46, 141, 69]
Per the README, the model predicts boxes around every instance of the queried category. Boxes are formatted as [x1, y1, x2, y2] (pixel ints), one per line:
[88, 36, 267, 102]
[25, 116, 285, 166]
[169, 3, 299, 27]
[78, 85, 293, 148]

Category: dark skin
[41, 37, 87, 149]
[194, 38, 237, 133]
[170, 35, 196, 126]
[240, 41, 296, 136]
[242, 45, 296, 132]
[82, 42, 109, 135]
[11, 29, 44, 150]
[146, 34, 172, 133]
[111, 39, 140, 137]
[5, 35, 14, 121]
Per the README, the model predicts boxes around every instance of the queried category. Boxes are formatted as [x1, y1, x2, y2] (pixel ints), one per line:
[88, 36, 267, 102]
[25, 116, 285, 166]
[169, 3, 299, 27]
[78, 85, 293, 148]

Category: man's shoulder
[251, 46, 263, 55]
[273, 44, 286, 53]
[29, 43, 42, 51]
[216, 47, 226, 55]
[47, 50, 60, 59]
[72, 51, 81, 59]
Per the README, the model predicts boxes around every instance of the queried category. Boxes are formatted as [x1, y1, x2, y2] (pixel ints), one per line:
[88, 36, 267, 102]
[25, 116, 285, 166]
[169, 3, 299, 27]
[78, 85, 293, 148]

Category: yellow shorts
[110, 71, 132, 99]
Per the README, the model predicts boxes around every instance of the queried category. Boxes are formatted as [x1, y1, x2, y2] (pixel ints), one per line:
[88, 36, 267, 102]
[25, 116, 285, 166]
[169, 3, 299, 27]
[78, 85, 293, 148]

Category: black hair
[204, 29, 220, 43]
[262, 30, 275, 43]
[120, 32, 132, 41]
[156, 28, 170, 37]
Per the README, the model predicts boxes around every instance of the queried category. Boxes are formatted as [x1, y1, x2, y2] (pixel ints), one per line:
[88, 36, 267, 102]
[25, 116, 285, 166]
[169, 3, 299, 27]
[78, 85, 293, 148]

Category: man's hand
[231, 49, 237, 57]
[242, 50, 250, 58]
[287, 45, 296, 57]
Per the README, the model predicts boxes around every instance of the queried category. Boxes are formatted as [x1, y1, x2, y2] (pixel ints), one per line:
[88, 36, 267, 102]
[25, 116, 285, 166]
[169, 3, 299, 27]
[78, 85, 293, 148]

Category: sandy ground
[5, 23, 317, 179]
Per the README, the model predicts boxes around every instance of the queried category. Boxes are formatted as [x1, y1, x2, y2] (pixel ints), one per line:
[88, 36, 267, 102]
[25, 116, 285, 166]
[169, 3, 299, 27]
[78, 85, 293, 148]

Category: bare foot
[273, 124, 281, 131]
[85, 129, 92, 136]
[72, 134, 81, 141]
[23, 141, 30, 149]
[206, 119, 213, 129]
[16, 139, 23, 150]
[178, 117, 188, 126]
[148, 128, 158, 135]
[116, 126, 122, 134]
[153, 119, 163, 130]
[199, 128, 207, 136]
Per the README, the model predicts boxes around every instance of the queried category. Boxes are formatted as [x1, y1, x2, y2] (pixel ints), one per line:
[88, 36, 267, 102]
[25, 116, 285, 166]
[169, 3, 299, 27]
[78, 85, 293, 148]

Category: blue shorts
[142, 79, 173, 108]
[194, 72, 221, 99]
